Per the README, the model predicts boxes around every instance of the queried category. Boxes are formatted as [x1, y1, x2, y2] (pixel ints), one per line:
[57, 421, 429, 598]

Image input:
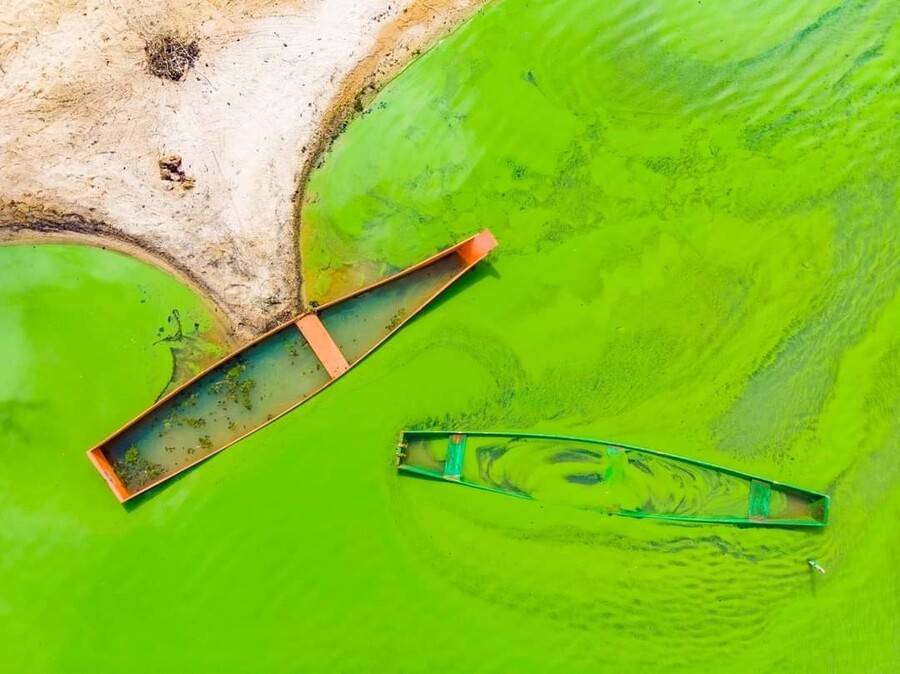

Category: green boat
[396, 431, 830, 527]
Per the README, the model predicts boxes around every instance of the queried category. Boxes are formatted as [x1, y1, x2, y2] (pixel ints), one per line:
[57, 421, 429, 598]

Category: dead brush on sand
[145, 32, 200, 81]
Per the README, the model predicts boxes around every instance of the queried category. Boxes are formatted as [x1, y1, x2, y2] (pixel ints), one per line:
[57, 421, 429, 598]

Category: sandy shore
[0, 0, 487, 339]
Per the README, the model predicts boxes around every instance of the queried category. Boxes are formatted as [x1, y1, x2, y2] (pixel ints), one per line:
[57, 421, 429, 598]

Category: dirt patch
[158, 154, 195, 189]
[145, 33, 200, 82]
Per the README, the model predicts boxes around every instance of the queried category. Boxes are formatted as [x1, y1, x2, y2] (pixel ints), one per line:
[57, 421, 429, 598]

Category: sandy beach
[0, 0, 487, 338]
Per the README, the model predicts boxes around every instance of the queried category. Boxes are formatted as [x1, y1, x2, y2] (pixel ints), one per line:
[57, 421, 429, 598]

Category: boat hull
[87, 231, 497, 502]
[396, 431, 830, 527]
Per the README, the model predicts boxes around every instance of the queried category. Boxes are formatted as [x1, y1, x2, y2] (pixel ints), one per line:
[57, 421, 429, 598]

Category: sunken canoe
[396, 431, 830, 527]
[88, 231, 497, 502]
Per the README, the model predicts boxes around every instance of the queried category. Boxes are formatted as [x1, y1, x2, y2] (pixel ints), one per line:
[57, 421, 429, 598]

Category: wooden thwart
[296, 314, 350, 378]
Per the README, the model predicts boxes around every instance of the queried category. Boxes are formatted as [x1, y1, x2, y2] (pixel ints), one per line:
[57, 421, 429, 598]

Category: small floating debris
[807, 559, 827, 574]
[396, 431, 830, 528]
[87, 231, 498, 503]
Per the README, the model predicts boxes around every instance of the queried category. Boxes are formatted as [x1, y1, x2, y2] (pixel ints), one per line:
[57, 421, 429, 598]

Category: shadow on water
[412, 261, 501, 320]
[121, 453, 218, 511]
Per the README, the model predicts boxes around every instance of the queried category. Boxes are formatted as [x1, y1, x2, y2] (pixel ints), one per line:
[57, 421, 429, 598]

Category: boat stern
[809, 493, 831, 526]
[86, 446, 132, 503]
[457, 229, 498, 265]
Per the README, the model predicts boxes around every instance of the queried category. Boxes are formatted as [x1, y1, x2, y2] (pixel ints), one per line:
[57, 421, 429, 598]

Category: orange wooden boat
[87, 230, 497, 502]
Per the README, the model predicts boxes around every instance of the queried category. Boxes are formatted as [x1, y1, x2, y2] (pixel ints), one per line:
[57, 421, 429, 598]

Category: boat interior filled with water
[87, 231, 497, 502]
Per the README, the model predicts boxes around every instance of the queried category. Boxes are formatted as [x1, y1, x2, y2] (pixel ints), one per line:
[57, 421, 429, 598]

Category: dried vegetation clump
[145, 33, 200, 81]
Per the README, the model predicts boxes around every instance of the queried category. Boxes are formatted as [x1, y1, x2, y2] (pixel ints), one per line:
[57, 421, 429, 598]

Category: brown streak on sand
[0, 198, 236, 344]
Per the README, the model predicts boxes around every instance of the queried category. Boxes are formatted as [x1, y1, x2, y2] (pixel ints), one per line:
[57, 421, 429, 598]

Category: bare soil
[0, 0, 488, 339]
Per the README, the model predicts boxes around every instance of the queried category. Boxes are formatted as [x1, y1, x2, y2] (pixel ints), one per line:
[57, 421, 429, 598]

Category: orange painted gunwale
[86, 229, 497, 503]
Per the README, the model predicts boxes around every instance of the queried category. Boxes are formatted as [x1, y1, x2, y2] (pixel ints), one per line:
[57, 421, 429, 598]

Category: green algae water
[298, 0, 899, 671]
[2, 0, 900, 672]
[0, 244, 225, 463]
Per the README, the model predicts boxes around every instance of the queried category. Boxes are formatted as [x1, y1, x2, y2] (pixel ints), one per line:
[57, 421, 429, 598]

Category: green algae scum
[87, 231, 495, 501]
[398, 432, 830, 527]
[3, 0, 900, 672]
